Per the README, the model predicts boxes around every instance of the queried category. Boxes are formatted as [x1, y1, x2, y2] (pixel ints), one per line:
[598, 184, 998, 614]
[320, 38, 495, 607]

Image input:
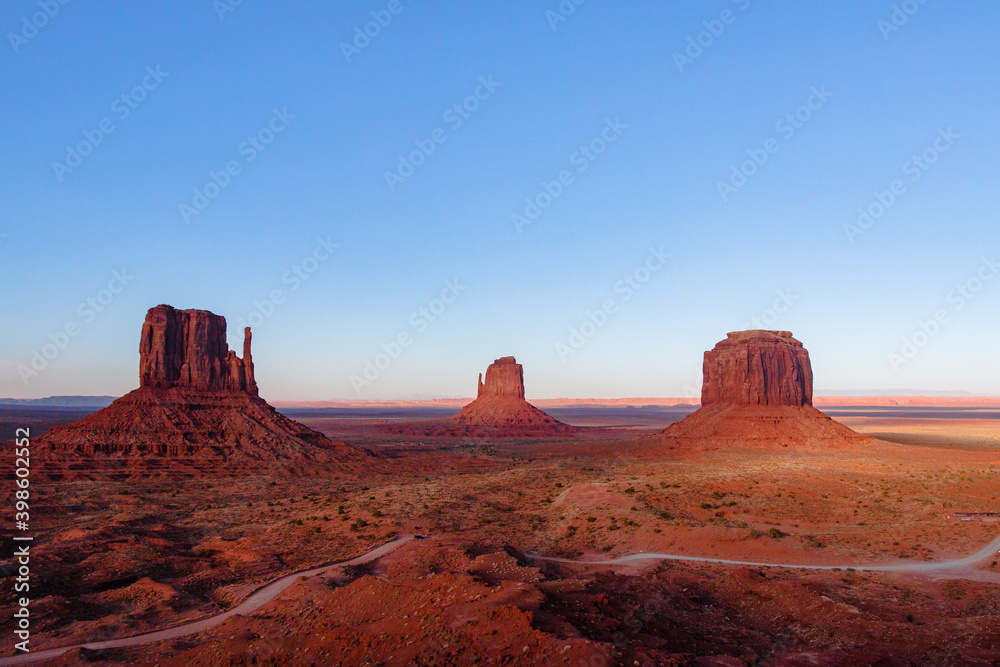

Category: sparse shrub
[768, 527, 785, 539]
[700, 502, 712, 510]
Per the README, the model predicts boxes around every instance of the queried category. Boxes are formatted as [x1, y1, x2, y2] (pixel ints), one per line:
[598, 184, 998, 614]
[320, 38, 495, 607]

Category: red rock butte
[140, 305, 258, 394]
[453, 357, 576, 435]
[35, 305, 366, 476]
[701, 330, 813, 408]
[654, 330, 870, 448]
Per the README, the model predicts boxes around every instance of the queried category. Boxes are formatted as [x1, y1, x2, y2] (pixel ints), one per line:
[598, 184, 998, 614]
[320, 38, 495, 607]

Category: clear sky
[2, 1, 999, 401]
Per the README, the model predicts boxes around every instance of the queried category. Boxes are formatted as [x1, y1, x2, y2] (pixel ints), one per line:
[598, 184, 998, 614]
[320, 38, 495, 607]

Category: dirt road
[0, 536, 413, 666]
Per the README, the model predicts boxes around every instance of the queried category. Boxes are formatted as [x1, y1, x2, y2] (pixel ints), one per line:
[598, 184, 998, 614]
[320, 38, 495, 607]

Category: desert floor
[2, 405, 999, 666]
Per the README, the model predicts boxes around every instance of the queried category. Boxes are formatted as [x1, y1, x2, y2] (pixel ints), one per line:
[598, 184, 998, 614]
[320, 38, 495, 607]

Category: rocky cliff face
[139, 305, 257, 394]
[701, 330, 813, 408]
[477, 357, 526, 400]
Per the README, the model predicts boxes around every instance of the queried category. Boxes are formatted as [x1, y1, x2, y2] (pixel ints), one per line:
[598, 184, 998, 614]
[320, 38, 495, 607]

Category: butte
[387, 356, 576, 438]
[451, 356, 576, 436]
[34, 304, 367, 477]
[652, 330, 871, 449]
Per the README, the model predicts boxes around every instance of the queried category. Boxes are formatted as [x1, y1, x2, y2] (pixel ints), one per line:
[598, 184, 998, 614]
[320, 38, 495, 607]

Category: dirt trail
[0, 536, 413, 666]
[529, 531, 1000, 578]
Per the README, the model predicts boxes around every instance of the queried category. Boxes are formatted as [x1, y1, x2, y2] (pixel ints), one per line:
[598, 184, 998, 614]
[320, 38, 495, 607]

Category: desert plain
[2, 398, 999, 666]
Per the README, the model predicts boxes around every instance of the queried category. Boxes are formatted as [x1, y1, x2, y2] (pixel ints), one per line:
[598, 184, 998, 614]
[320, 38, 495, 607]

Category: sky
[2, 1, 999, 401]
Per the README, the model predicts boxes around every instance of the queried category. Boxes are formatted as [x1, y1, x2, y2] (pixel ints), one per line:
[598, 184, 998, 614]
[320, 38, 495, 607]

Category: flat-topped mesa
[477, 356, 525, 400]
[139, 305, 257, 395]
[701, 330, 813, 408]
[652, 330, 870, 449]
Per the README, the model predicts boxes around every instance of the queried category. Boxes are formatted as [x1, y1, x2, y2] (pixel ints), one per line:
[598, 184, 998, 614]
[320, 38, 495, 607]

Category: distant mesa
[35, 304, 367, 476]
[0, 396, 115, 408]
[452, 356, 576, 435]
[384, 356, 577, 438]
[654, 330, 870, 448]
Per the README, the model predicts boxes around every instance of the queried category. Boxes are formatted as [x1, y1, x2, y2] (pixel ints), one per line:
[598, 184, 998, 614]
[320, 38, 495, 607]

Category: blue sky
[2, 1, 999, 400]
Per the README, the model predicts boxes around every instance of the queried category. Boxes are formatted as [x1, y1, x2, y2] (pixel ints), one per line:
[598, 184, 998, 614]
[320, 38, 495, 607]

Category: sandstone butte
[451, 356, 576, 435]
[654, 330, 871, 448]
[34, 304, 367, 476]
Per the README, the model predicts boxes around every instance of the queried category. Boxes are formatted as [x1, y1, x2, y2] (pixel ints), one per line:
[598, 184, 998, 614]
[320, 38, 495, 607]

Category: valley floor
[3, 406, 999, 665]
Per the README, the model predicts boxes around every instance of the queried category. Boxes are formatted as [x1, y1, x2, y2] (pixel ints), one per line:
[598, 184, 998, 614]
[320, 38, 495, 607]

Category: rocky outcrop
[653, 331, 870, 449]
[452, 357, 576, 435]
[139, 305, 256, 394]
[476, 357, 525, 400]
[35, 304, 367, 475]
[701, 330, 812, 407]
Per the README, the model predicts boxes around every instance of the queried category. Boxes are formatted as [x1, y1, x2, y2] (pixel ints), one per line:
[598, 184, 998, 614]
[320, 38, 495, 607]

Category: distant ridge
[274, 396, 1000, 409]
[0, 396, 116, 408]
[816, 389, 987, 397]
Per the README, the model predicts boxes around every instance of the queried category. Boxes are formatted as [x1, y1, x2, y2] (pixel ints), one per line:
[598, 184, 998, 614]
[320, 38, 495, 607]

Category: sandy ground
[2, 405, 999, 665]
